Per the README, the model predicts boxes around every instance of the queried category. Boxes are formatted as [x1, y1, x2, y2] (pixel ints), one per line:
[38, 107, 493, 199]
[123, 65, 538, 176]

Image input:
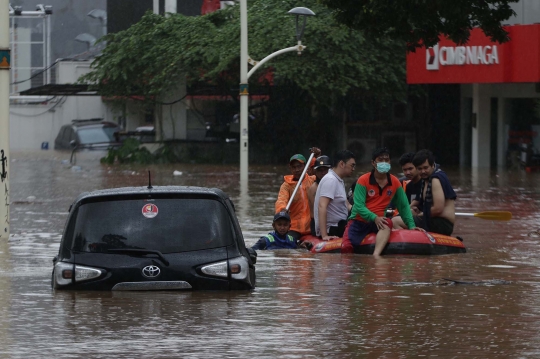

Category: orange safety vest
[275, 174, 315, 235]
[391, 179, 411, 217]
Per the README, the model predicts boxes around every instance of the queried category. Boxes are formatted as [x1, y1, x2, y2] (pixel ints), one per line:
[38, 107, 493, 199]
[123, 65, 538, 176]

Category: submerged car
[54, 119, 121, 150]
[52, 186, 256, 290]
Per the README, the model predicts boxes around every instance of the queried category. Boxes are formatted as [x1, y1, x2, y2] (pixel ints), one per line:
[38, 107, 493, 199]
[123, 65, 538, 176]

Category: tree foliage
[319, 0, 518, 52]
[80, 0, 408, 106]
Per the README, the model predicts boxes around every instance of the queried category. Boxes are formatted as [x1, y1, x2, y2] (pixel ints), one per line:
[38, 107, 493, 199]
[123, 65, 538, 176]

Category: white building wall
[10, 59, 188, 150]
[9, 95, 106, 150]
[506, 0, 540, 25]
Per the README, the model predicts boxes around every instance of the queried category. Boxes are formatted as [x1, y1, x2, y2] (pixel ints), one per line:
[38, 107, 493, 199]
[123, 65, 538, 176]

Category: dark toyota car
[52, 186, 256, 290]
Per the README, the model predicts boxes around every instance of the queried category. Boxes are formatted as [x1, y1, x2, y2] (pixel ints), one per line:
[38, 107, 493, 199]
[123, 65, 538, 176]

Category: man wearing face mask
[341, 147, 417, 257]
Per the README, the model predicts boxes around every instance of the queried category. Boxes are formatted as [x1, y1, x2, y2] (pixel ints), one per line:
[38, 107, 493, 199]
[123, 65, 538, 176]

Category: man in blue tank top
[251, 212, 298, 250]
[393, 149, 456, 235]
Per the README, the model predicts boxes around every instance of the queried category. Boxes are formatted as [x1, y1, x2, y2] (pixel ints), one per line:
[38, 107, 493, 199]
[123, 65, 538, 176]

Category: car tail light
[201, 256, 249, 282]
[201, 261, 228, 278]
[54, 262, 74, 286]
[75, 265, 103, 282]
[54, 262, 103, 286]
[228, 257, 248, 281]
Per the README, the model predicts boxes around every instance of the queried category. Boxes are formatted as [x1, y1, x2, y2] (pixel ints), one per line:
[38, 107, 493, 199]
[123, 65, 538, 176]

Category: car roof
[73, 123, 119, 130]
[68, 119, 119, 129]
[73, 186, 230, 204]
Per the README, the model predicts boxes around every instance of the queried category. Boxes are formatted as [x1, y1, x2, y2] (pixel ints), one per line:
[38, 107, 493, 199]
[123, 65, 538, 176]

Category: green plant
[101, 138, 154, 164]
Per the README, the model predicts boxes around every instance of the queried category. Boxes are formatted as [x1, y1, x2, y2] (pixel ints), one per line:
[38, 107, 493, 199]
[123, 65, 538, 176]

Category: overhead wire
[9, 96, 67, 117]
[10, 56, 86, 85]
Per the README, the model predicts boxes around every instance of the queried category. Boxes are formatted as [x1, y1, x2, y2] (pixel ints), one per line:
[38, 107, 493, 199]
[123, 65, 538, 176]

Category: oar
[456, 211, 512, 221]
[285, 152, 315, 211]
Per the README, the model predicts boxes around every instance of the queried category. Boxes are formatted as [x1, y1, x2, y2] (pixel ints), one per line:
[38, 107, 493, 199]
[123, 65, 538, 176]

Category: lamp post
[239, 2, 314, 182]
[0, 0, 10, 240]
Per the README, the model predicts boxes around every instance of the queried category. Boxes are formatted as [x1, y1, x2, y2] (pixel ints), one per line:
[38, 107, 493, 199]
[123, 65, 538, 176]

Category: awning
[19, 84, 98, 96]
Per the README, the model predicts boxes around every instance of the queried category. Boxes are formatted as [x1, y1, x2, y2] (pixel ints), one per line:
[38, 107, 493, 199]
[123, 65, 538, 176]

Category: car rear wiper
[106, 249, 170, 266]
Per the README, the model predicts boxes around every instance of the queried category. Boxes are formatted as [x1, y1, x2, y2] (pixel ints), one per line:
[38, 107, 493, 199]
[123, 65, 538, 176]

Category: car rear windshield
[78, 126, 118, 144]
[70, 198, 236, 253]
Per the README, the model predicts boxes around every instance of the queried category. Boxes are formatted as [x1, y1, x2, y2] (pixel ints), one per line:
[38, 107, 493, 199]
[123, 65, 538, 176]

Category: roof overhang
[19, 84, 98, 96]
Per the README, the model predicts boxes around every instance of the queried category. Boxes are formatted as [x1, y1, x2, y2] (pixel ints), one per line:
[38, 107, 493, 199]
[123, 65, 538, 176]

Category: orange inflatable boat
[300, 230, 466, 255]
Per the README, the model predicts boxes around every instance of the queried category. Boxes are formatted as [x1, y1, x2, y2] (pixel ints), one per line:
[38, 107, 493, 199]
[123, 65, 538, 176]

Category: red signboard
[407, 24, 540, 84]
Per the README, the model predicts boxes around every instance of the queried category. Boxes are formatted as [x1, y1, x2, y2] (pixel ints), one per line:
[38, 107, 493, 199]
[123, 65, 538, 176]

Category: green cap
[289, 154, 306, 163]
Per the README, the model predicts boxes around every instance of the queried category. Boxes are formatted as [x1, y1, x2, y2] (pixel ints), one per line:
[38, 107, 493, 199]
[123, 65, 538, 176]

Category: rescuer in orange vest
[275, 147, 321, 241]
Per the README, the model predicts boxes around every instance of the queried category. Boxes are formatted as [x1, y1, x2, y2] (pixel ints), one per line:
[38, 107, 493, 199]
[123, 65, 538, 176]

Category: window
[77, 126, 118, 144]
[70, 198, 235, 253]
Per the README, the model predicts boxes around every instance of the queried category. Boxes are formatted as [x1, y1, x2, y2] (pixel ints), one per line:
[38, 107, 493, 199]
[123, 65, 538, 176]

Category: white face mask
[376, 162, 391, 174]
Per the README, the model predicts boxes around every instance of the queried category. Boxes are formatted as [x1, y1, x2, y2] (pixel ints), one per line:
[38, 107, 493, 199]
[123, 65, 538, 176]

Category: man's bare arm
[430, 178, 445, 216]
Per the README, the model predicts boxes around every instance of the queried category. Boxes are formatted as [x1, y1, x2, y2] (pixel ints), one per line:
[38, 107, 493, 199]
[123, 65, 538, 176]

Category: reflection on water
[1, 151, 540, 358]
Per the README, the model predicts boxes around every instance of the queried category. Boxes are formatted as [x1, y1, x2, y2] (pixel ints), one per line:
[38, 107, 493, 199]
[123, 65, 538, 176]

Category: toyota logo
[142, 265, 161, 278]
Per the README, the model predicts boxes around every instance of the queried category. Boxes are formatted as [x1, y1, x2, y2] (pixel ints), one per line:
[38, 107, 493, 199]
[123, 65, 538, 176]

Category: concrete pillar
[0, 0, 10, 240]
[459, 96, 472, 167]
[472, 83, 491, 168]
[164, 0, 177, 14]
[497, 97, 506, 168]
[160, 84, 187, 141]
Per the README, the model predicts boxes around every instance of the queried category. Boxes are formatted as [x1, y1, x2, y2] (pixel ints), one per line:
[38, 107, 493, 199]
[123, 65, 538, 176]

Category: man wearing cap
[251, 211, 297, 250]
[342, 147, 417, 257]
[314, 150, 356, 240]
[307, 155, 332, 235]
[275, 148, 321, 240]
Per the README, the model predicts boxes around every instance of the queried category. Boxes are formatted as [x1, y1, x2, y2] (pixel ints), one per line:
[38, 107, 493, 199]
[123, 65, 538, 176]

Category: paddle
[285, 151, 316, 211]
[455, 211, 512, 221]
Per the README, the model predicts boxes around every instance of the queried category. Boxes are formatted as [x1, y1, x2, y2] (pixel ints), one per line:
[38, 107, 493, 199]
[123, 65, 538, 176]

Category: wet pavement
[1, 150, 540, 358]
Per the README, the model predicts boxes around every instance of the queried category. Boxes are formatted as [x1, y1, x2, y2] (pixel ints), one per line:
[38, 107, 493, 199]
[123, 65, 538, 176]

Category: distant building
[9, 0, 232, 150]
[406, 0, 540, 168]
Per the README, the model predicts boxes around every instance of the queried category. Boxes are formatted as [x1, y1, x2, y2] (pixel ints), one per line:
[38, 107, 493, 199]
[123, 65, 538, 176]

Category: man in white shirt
[314, 150, 356, 240]
[308, 155, 332, 235]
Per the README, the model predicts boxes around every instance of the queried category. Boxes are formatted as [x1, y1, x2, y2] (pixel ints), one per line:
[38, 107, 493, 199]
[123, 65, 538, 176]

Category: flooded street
[1, 150, 540, 358]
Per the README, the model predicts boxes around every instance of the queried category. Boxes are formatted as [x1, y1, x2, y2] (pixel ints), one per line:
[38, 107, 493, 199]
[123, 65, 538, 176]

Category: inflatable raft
[300, 229, 466, 255]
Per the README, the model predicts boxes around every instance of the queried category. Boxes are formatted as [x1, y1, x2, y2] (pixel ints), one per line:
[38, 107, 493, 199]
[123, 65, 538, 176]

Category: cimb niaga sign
[407, 24, 540, 84]
[426, 44, 499, 70]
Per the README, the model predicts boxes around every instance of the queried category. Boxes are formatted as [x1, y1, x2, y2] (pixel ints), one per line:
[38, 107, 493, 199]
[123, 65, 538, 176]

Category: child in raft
[251, 211, 298, 250]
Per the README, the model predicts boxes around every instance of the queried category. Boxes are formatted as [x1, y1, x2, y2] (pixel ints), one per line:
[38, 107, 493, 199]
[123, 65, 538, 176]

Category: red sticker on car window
[142, 204, 158, 218]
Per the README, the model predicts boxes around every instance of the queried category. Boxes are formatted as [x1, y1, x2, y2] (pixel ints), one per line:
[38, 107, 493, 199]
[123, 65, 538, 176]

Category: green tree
[81, 0, 407, 106]
[319, 0, 518, 51]
[81, 0, 412, 162]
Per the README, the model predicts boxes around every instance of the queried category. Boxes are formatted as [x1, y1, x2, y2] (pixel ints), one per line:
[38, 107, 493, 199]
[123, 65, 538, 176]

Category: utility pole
[239, 0, 248, 182]
[0, 0, 10, 240]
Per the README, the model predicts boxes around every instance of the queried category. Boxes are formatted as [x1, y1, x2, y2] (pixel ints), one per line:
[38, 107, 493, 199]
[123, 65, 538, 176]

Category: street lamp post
[0, 0, 10, 240]
[239, 2, 314, 182]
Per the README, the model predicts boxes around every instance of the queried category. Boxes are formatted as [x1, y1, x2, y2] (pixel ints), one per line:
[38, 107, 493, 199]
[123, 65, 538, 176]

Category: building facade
[407, 0, 540, 168]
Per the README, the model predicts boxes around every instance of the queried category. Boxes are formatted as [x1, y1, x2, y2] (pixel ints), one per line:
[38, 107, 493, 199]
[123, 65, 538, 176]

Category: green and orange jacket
[349, 171, 415, 229]
[275, 174, 315, 236]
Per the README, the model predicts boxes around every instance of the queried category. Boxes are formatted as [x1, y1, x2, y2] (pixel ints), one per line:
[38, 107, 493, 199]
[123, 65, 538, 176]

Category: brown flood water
[1, 150, 540, 358]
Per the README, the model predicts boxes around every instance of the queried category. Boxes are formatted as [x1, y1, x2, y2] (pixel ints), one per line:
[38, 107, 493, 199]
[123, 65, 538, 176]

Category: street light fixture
[239, 1, 315, 182]
[288, 7, 315, 43]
